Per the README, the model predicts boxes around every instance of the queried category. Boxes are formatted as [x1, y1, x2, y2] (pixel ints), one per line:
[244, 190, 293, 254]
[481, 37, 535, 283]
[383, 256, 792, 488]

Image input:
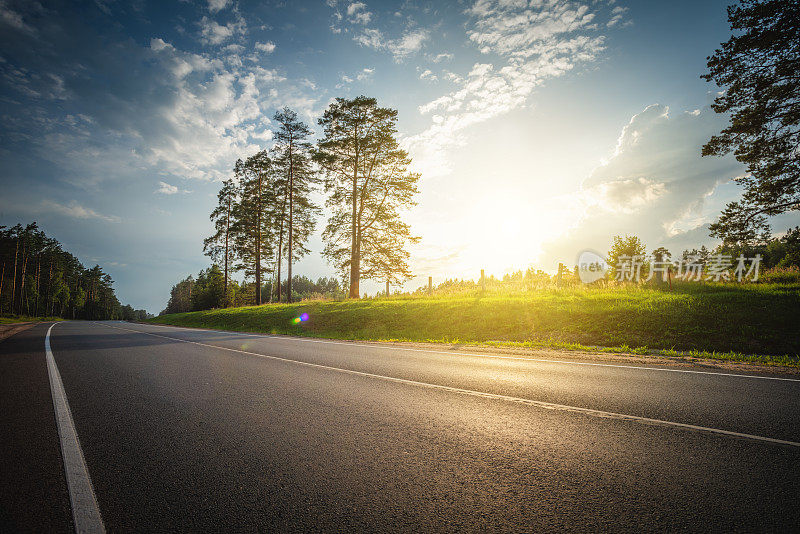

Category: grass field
[147, 282, 800, 367]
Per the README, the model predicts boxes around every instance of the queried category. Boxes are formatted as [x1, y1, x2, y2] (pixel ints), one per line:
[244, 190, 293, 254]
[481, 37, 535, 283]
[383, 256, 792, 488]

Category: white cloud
[418, 69, 437, 82]
[353, 27, 384, 48]
[199, 16, 246, 46]
[255, 41, 275, 54]
[42, 200, 121, 223]
[353, 27, 429, 61]
[391, 28, 429, 59]
[406, 0, 609, 177]
[336, 67, 374, 88]
[347, 2, 366, 16]
[156, 181, 179, 194]
[207, 0, 230, 13]
[149, 37, 172, 52]
[607, 6, 631, 28]
[0, 2, 36, 35]
[346, 2, 372, 24]
[431, 53, 453, 63]
[335, 0, 430, 63]
[538, 105, 745, 265]
[12, 32, 314, 186]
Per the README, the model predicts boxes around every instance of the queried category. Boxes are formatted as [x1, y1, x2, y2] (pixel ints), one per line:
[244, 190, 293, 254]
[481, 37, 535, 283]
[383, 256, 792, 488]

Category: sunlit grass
[147, 282, 800, 367]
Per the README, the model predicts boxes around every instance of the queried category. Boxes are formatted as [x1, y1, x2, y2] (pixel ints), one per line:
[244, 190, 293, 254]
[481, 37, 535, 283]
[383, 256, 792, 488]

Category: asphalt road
[2, 320, 800, 532]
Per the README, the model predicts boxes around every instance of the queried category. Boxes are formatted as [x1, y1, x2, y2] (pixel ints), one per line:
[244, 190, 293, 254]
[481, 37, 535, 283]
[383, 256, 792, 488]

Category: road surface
[2, 320, 799, 532]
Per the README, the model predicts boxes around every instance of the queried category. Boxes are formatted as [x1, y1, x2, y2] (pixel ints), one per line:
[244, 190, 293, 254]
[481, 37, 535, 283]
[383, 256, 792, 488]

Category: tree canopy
[314, 96, 420, 297]
[703, 0, 800, 245]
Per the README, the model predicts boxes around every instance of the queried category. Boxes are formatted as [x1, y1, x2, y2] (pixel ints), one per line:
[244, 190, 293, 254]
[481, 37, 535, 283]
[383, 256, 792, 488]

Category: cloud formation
[41, 200, 121, 223]
[538, 105, 744, 265]
[0, 5, 321, 189]
[406, 0, 610, 177]
[156, 181, 179, 195]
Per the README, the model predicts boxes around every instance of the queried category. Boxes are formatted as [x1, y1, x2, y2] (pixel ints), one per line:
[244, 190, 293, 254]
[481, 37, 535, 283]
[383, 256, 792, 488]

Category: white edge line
[130, 321, 800, 383]
[46, 323, 106, 534]
[101, 322, 800, 448]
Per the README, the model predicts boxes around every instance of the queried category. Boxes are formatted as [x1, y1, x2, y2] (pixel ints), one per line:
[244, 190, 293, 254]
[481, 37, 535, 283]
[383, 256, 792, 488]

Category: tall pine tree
[231, 151, 276, 305]
[272, 107, 320, 303]
[203, 178, 237, 306]
[314, 96, 420, 298]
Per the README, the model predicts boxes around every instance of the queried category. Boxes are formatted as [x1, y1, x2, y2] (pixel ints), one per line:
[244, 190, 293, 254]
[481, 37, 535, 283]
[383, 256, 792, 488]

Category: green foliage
[715, 226, 800, 268]
[160, 268, 344, 314]
[272, 107, 321, 303]
[203, 178, 237, 305]
[703, 0, 800, 244]
[231, 150, 277, 305]
[607, 235, 647, 270]
[0, 222, 145, 319]
[314, 96, 420, 297]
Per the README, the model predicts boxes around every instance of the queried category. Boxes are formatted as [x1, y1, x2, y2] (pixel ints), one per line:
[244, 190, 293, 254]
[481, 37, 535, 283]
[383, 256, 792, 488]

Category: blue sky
[1, 0, 798, 313]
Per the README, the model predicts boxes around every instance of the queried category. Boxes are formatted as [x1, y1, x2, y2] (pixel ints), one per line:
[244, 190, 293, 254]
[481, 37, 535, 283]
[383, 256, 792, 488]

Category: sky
[1, 0, 798, 314]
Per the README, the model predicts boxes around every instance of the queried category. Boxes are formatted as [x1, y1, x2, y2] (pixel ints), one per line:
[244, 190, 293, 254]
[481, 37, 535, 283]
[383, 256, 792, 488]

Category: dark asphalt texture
[0, 323, 72, 533]
[2, 320, 800, 532]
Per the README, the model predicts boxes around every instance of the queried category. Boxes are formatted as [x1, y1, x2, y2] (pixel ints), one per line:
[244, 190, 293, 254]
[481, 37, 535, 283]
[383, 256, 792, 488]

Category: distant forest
[161, 266, 343, 315]
[0, 222, 148, 320]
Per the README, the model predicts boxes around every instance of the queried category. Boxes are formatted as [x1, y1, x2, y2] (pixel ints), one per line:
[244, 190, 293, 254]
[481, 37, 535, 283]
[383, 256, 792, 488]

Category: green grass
[147, 282, 800, 368]
[0, 315, 63, 324]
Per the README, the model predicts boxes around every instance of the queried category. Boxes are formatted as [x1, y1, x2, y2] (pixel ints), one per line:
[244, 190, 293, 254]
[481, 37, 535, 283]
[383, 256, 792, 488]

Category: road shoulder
[138, 320, 800, 377]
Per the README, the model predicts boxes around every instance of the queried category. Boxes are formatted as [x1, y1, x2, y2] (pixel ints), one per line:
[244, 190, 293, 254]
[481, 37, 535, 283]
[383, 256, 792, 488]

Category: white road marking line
[100, 322, 800, 448]
[132, 321, 800, 383]
[45, 324, 106, 534]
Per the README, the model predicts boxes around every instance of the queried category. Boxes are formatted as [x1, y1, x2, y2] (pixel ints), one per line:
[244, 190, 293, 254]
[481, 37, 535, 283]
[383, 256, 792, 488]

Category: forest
[0, 222, 148, 321]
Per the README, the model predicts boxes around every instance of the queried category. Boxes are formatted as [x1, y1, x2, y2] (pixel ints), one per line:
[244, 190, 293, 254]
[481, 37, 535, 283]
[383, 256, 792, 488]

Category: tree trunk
[46, 261, 52, 317]
[276, 194, 287, 303]
[34, 257, 41, 317]
[224, 199, 230, 307]
[0, 262, 5, 314]
[349, 143, 360, 298]
[19, 247, 28, 316]
[255, 171, 262, 305]
[287, 135, 294, 304]
[385, 280, 389, 297]
[11, 240, 18, 315]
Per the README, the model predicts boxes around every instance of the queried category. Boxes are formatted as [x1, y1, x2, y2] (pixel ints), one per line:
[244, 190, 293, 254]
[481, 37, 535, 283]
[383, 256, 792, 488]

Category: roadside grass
[0, 315, 64, 324]
[147, 282, 800, 368]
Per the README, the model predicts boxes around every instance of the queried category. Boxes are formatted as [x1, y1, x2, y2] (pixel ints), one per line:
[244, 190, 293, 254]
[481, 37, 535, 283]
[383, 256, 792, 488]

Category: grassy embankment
[148, 282, 800, 367]
[0, 315, 63, 324]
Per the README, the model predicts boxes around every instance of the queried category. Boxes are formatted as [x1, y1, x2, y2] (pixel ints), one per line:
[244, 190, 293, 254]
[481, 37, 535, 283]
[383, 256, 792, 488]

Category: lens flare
[300, 313, 309, 321]
[292, 313, 309, 324]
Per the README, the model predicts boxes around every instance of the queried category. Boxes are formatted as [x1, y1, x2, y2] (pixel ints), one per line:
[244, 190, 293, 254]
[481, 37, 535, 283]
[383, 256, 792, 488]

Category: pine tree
[231, 151, 276, 305]
[204, 178, 237, 306]
[314, 96, 420, 298]
[272, 107, 320, 303]
[703, 0, 800, 244]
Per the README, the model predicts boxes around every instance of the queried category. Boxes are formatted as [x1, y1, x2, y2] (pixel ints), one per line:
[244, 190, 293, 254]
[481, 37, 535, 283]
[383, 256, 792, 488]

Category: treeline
[161, 265, 344, 315]
[0, 222, 149, 320]
[198, 97, 419, 311]
[606, 228, 800, 270]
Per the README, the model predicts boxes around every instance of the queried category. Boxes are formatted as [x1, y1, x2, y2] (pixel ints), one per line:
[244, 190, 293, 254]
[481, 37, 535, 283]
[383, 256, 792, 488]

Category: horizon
[2, 0, 799, 313]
